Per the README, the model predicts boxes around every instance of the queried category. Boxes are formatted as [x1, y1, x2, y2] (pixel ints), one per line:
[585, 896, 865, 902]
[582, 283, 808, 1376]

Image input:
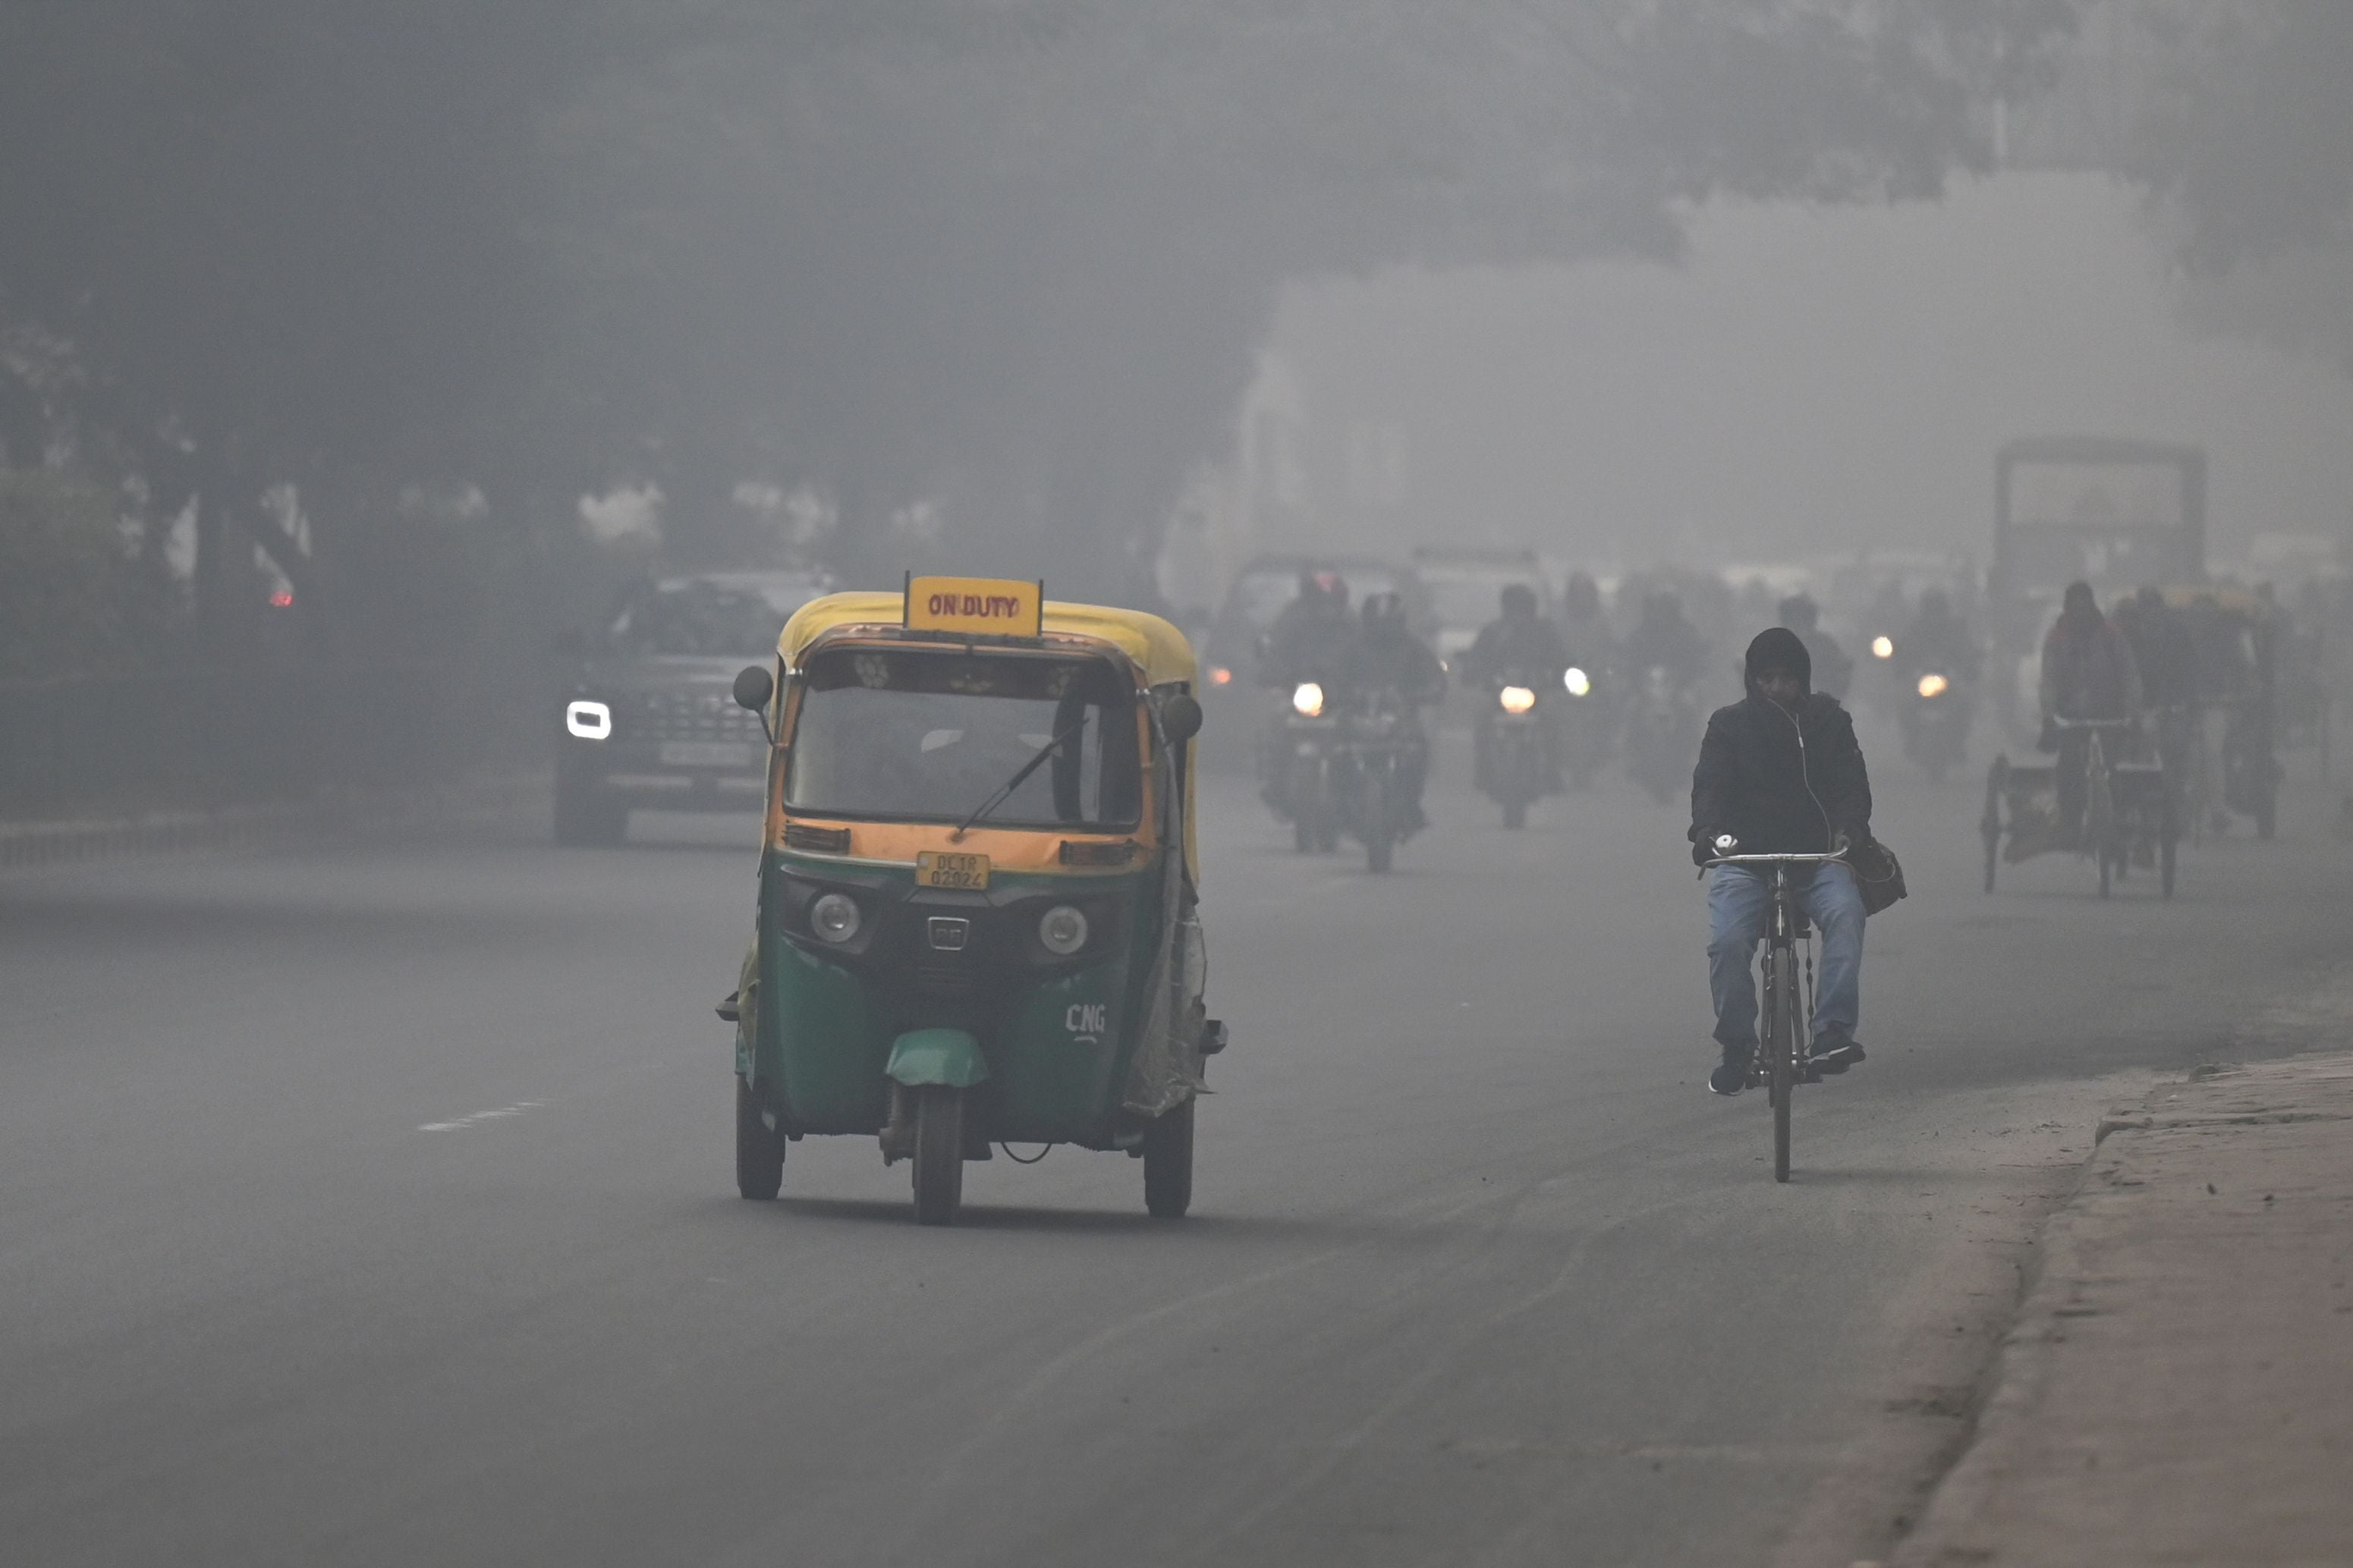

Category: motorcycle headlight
[1038, 903, 1090, 957]
[1499, 685, 1537, 715]
[565, 699, 612, 740]
[1871, 636, 1895, 661]
[1563, 667, 1591, 698]
[1917, 673, 1949, 699]
[809, 892, 861, 944]
[1291, 682, 1325, 718]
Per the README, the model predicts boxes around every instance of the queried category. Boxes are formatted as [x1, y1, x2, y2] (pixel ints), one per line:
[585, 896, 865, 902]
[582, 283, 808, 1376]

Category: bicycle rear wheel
[1766, 942, 1795, 1183]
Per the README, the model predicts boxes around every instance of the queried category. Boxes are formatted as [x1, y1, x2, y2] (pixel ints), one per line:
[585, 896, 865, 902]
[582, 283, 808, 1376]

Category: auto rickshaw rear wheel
[735, 1074, 785, 1201]
[1143, 1097, 1195, 1219]
[912, 1086, 964, 1226]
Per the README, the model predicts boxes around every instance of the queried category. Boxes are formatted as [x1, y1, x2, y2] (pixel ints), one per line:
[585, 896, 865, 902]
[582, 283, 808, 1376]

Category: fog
[1273, 172, 2353, 568]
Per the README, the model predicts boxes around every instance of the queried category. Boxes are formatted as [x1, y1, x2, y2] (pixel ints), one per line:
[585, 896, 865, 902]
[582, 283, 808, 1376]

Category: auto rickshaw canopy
[780, 591, 1197, 687]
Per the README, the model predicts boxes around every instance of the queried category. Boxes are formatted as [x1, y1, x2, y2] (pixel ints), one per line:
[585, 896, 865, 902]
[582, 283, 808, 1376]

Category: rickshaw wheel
[911, 1087, 964, 1226]
[735, 1075, 784, 1201]
[1143, 1098, 1195, 1219]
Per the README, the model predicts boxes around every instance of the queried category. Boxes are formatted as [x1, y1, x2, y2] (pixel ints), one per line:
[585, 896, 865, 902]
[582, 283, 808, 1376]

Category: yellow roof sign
[905, 575, 1043, 639]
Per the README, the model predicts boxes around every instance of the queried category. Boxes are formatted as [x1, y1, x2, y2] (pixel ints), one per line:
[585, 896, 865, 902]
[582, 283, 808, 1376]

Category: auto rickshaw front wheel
[735, 1075, 785, 1201]
[911, 1086, 965, 1226]
[1143, 1098, 1195, 1219]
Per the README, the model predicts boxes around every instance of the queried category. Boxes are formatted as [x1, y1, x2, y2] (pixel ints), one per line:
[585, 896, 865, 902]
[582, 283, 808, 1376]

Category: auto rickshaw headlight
[1291, 682, 1325, 718]
[1917, 673, 1949, 699]
[1038, 904, 1090, 957]
[1499, 684, 1537, 715]
[1563, 667, 1592, 697]
[810, 892, 861, 944]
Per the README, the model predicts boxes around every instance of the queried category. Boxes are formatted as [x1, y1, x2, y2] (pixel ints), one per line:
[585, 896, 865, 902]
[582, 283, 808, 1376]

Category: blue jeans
[1706, 863, 1864, 1054]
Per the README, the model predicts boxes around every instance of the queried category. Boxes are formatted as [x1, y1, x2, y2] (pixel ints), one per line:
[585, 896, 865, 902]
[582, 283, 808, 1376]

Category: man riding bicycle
[1689, 627, 1873, 1096]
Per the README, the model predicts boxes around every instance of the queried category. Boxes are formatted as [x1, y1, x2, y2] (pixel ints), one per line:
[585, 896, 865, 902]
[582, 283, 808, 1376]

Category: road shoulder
[1891, 1051, 2353, 1568]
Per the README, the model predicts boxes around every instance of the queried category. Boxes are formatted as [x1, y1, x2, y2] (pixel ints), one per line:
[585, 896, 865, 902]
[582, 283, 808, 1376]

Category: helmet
[1499, 582, 1538, 617]
[1361, 591, 1408, 635]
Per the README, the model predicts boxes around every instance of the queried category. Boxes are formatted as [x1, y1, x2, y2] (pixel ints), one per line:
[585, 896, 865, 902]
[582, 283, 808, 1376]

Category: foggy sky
[1273, 172, 2353, 573]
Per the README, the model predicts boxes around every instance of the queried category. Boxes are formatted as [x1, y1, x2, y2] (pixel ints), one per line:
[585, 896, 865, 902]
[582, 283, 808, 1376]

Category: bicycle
[1704, 848, 1848, 1183]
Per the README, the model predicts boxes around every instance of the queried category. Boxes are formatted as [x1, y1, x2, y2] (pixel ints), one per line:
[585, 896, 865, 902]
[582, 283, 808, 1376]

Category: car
[552, 570, 835, 844]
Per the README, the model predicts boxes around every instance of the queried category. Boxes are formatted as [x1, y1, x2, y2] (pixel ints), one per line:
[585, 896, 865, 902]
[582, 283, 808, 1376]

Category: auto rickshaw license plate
[916, 851, 990, 890]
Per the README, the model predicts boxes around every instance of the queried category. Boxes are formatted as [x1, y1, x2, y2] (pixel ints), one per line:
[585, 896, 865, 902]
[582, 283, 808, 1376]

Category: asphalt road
[2, 723, 2342, 1567]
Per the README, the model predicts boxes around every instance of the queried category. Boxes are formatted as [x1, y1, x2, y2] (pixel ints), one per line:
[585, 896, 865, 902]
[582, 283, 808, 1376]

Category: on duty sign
[904, 575, 1044, 639]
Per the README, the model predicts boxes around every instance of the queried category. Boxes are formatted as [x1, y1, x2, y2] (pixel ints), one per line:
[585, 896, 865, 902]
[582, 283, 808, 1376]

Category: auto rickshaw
[722, 578, 1222, 1225]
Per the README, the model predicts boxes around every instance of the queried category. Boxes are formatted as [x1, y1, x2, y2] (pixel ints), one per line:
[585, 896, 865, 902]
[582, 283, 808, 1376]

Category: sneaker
[1811, 1036, 1866, 1073]
[1708, 1048, 1752, 1096]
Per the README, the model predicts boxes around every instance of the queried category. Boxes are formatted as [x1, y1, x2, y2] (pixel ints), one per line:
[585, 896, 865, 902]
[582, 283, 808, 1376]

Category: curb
[0, 774, 551, 873]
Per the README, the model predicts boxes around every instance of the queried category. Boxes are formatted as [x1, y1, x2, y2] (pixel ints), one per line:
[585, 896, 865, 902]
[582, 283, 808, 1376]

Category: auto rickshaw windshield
[786, 647, 1143, 828]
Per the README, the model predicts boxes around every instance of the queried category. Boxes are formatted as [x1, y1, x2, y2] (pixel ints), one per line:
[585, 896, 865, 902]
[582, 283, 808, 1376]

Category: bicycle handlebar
[1703, 851, 1849, 867]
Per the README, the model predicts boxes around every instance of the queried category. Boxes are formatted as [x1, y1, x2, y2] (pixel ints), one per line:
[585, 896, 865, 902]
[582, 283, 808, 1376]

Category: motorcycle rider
[1257, 571, 1356, 813]
[1776, 593, 1854, 702]
[1690, 627, 1873, 1095]
[1559, 570, 1615, 661]
[2040, 580, 2143, 841]
[1620, 590, 1709, 691]
[1461, 583, 1570, 792]
[1894, 589, 1979, 686]
[1339, 590, 1447, 834]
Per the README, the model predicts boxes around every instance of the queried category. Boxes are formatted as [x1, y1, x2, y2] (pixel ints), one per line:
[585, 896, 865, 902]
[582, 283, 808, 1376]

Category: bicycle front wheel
[1765, 942, 1795, 1183]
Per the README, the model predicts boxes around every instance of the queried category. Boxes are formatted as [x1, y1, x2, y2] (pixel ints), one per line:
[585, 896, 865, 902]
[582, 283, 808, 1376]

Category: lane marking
[418, 1100, 546, 1133]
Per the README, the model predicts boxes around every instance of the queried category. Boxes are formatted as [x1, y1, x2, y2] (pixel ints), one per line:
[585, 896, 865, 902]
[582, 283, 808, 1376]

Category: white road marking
[418, 1100, 546, 1133]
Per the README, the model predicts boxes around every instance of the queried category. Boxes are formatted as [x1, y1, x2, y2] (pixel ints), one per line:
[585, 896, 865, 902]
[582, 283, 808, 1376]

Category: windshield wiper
[949, 717, 1090, 842]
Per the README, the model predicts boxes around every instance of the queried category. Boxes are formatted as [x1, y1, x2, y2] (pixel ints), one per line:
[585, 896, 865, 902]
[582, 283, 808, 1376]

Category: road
[2, 726, 2342, 1567]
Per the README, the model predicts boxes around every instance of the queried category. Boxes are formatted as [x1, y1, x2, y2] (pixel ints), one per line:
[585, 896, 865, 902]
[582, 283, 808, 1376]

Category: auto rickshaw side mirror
[1159, 692, 1203, 744]
[733, 665, 776, 743]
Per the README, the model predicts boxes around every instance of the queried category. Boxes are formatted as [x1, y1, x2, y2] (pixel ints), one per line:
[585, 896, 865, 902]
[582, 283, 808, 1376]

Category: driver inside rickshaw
[787, 648, 1143, 828]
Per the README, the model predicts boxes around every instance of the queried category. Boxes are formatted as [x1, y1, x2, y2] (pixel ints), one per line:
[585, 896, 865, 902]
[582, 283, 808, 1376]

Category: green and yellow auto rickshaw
[722, 578, 1222, 1225]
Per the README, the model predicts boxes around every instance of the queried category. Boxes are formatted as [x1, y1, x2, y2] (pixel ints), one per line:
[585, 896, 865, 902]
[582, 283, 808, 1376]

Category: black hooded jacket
[1688, 627, 1873, 863]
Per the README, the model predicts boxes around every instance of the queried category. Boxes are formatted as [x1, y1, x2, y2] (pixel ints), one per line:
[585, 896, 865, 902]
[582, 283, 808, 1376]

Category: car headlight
[809, 892, 861, 944]
[1917, 673, 1949, 699]
[1871, 636, 1895, 660]
[1038, 904, 1090, 957]
[1563, 667, 1591, 697]
[1291, 682, 1324, 718]
[565, 699, 612, 740]
[1499, 684, 1537, 715]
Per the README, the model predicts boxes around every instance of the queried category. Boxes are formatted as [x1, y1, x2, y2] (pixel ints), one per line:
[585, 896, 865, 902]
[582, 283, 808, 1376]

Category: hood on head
[1745, 626, 1811, 696]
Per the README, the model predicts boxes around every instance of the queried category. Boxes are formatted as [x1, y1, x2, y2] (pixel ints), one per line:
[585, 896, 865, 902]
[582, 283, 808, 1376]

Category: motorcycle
[1623, 664, 1697, 804]
[1557, 661, 1611, 790]
[1477, 669, 1549, 829]
[1335, 686, 1420, 873]
[1278, 680, 1343, 853]
[1900, 670, 1972, 781]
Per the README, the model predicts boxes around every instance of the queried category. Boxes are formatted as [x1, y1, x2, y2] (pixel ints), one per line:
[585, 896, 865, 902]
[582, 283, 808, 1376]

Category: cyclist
[1689, 627, 1873, 1095]
[2039, 580, 2142, 842]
